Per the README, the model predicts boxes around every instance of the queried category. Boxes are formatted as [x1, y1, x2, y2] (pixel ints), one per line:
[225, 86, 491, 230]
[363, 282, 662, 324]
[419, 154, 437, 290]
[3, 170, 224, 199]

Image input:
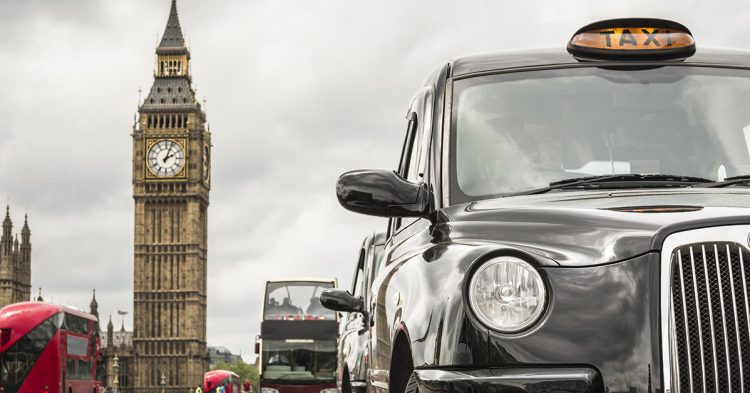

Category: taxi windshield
[451, 66, 750, 203]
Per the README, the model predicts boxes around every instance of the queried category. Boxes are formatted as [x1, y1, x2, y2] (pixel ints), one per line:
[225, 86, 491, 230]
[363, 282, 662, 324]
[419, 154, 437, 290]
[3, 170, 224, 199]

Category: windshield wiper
[698, 175, 750, 188]
[507, 174, 714, 196]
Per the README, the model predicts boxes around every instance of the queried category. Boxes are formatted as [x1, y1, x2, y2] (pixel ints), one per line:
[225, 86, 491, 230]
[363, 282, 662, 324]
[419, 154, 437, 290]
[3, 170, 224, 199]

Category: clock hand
[162, 142, 176, 163]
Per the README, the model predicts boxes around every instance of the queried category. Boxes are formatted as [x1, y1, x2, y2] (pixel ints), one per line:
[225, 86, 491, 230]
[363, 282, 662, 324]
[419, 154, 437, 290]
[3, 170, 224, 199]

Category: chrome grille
[670, 242, 750, 392]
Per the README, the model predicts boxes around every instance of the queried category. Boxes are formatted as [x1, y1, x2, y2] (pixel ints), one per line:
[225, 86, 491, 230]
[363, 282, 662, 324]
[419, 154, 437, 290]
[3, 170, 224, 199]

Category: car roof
[449, 47, 750, 77]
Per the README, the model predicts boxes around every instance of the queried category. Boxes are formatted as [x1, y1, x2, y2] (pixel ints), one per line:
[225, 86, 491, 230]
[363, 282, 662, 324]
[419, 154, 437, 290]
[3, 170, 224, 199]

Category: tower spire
[158, 0, 186, 50]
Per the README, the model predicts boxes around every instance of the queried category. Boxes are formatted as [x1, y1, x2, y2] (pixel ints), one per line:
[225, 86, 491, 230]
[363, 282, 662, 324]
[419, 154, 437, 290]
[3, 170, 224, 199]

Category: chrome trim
[700, 245, 720, 392]
[715, 244, 732, 393]
[727, 244, 744, 393]
[660, 225, 750, 393]
[743, 249, 750, 393]
[676, 250, 693, 390]
[440, 79, 453, 208]
[689, 246, 707, 392]
[668, 286, 681, 393]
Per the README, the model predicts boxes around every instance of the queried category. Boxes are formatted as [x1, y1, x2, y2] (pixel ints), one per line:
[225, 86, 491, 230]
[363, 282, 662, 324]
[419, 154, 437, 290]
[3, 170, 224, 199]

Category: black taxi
[322, 19, 750, 393]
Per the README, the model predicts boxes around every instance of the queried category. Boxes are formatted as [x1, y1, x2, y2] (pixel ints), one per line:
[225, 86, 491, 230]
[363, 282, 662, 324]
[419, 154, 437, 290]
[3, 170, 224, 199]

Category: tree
[212, 361, 259, 390]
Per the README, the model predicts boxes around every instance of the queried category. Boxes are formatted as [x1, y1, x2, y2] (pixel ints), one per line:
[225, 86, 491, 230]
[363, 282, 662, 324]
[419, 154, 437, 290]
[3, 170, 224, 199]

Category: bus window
[64, 313, 90, 335]
[66, 358, 92, 380]
[264, 282, 335, 321]
[262, 339, 336, 382]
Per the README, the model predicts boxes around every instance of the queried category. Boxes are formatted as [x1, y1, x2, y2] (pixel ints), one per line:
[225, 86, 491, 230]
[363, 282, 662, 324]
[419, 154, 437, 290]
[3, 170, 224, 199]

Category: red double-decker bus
[0, 302, 104, 393]
[204, 370, 241, 393]
[256, 279, 337, 393]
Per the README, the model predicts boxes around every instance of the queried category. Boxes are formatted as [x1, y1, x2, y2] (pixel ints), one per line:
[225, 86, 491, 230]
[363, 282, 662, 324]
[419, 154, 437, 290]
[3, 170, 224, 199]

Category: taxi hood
[438, 188, 750, 267]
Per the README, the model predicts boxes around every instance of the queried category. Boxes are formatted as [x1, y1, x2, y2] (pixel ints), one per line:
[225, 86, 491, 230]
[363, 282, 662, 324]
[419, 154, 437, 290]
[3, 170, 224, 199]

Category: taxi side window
[393, 113, 419, 231]
[398, 113, 418, 178]
[351, 249, 365, 299]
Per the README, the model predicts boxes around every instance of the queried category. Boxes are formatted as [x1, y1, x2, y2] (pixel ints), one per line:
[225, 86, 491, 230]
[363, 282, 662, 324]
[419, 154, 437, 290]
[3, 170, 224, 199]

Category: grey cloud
[0, 0, 103, 24]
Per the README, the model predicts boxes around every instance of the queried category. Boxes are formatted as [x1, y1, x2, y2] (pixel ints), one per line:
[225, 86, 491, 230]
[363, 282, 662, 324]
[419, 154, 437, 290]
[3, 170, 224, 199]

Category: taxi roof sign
[567, 18, 696, 60]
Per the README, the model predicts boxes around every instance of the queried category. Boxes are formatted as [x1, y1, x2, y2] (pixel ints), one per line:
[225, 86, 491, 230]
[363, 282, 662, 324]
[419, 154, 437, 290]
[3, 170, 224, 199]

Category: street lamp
[112, 356, 120, 393]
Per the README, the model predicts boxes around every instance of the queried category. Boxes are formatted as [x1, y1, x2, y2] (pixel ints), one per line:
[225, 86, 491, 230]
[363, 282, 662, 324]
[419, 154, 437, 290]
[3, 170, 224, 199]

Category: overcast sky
[1, 0, 749, 362]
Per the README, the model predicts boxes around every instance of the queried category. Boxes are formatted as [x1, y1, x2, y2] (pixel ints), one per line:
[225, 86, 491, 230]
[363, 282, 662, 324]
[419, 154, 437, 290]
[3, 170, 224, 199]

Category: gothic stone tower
[0, 207, 31, 307]
[132, 1, 211, 391]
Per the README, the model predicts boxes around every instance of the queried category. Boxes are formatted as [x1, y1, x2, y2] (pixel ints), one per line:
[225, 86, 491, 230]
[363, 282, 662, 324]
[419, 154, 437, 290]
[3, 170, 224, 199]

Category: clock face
[147, 140, 185, 177]
[202, 144, 210, 182]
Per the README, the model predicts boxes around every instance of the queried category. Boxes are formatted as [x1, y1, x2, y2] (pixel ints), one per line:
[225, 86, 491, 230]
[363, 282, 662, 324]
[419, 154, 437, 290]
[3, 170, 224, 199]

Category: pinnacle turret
[2, 206, 11, 253]
[107, 315, 114, 348]
[89, 289, 99, 318]
[21, 214, 29, 239]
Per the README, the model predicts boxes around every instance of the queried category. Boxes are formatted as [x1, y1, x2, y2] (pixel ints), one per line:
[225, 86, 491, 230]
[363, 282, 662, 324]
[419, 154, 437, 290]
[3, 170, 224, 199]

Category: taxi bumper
[411, 367, 603, 393]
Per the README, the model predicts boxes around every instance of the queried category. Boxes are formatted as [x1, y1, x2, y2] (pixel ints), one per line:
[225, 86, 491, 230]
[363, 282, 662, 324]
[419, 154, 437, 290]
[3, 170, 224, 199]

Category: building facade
[131, 1, 211, 391]
[0, 207, 31, 307]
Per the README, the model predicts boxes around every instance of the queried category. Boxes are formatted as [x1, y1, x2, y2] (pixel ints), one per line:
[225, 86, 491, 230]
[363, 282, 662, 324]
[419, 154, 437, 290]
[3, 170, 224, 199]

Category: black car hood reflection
[439, 188, 750, 266]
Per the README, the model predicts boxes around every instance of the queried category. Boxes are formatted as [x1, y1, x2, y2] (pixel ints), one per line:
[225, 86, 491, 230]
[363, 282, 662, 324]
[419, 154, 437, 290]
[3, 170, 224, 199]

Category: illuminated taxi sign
[567, 18, 696, 60]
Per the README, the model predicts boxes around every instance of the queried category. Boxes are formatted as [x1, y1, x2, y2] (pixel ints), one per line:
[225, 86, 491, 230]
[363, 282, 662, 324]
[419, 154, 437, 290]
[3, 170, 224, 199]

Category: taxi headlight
[320, 389, 338, 393]
[261, 388, 279, 393]
[468, 256, 547, 333]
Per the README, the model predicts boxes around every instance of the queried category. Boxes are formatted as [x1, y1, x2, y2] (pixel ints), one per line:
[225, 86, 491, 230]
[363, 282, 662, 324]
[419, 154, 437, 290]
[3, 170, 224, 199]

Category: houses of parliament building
[0, 206, 31, 309]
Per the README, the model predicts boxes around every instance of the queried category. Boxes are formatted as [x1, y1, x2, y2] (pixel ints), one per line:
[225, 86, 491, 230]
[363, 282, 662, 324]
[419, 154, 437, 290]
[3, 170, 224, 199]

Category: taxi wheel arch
[389, 331, 414, 393]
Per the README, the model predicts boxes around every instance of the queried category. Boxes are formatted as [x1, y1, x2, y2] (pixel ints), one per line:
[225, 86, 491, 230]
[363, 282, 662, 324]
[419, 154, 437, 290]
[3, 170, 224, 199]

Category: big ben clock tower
[132, 1, 210, 391]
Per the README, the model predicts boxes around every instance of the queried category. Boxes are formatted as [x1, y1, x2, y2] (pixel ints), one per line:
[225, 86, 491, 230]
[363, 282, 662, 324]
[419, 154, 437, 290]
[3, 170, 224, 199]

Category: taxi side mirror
[320, 289, 364, 313]
[336, 169, 431, 218]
